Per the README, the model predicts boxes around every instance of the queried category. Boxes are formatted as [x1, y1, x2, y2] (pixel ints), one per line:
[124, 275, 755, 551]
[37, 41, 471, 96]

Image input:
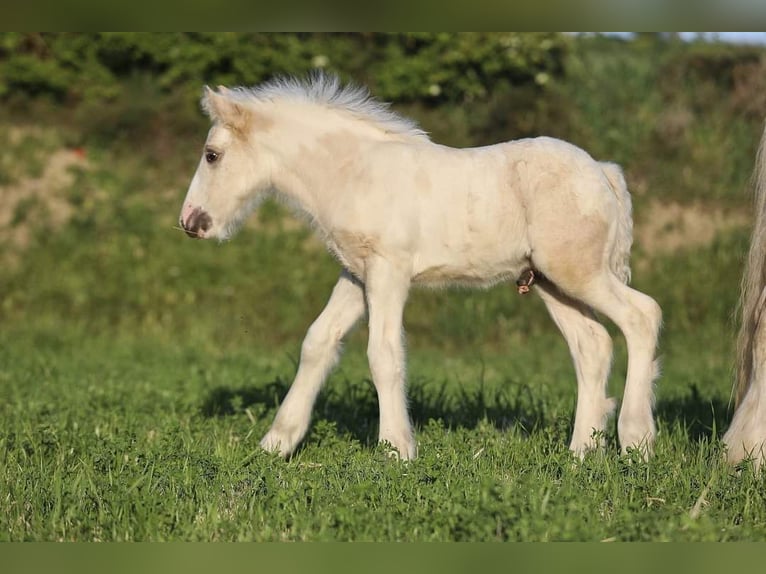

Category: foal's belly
[411, 253, 528, 288]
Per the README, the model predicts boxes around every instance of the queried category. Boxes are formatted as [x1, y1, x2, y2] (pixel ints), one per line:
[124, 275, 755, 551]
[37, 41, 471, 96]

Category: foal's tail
[601, 162, 633, 285]
[734, 124, 766, 406]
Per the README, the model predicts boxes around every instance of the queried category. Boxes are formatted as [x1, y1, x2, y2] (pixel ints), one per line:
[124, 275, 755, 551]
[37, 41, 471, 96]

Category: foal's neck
[265, 106, 385, 227]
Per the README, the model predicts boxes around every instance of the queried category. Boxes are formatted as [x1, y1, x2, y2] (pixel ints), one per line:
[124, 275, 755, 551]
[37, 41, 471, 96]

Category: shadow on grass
[200, 376, 551, 447]
[655, 384, 732, 442]
[200, 379, 732, 449]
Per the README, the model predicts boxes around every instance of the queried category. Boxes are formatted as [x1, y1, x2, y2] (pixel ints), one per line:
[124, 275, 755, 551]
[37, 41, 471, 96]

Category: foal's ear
[201, 86, 252, 135]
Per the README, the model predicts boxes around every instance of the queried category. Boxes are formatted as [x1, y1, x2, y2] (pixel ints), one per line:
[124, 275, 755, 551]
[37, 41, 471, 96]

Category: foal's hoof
[569, 435, 608, 459]
[619, 439, 654, 461]
[723, 435, 766, 471]
[618, 416, 656, 461]
[379, 437, 418, 461]
[260, 430, 297, 458]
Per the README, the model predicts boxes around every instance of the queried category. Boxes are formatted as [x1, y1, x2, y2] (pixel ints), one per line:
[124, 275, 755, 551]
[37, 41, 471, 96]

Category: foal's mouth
[180, 207, 213, 239]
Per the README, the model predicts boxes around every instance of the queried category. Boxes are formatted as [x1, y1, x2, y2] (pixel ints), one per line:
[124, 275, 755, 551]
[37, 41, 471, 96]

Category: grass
[2, 36, 766, 541]
[2, 323, 765, 542]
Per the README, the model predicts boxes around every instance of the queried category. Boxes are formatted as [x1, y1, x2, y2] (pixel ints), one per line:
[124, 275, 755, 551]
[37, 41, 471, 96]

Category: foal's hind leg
[536, 282, 616, 456]
[260, 270, 366, 457]
[570, 274, 662, 456]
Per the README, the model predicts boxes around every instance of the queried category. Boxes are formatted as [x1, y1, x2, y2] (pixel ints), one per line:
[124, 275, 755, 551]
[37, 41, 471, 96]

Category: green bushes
[0, 33, 566, 105]
[0, 33, 568, 156]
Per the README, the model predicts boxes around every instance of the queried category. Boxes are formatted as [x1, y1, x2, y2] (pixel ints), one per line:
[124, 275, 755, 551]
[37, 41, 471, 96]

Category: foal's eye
[205, 150, 220, 164]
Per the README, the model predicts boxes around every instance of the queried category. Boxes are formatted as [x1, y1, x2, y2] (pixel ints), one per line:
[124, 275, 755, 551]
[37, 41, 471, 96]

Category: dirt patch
[1, 148, 88, 265]
[635, 199, 750, 255]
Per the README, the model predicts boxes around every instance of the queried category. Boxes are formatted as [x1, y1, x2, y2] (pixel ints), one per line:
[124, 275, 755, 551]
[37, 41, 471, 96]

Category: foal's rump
[511, 137, 633, 295]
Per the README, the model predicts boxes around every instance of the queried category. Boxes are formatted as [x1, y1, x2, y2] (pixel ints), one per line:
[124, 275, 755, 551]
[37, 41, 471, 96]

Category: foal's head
[180, 87, 272, 240]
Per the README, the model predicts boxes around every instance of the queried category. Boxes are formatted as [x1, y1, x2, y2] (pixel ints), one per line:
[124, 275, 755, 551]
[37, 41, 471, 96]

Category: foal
[179, 75, 662, 460]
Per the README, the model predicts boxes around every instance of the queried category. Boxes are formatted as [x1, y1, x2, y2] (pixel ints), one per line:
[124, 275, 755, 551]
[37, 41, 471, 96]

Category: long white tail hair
[735, 124, 766, 405]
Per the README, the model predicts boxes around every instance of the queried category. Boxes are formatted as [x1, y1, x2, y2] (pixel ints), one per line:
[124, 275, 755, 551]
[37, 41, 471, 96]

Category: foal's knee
[367, 336, 404, 386]
[571, 318, 613, 380]
[621, 293, 662, 346]
[587, 320, 613, 356]
[637, 295, 662, 340]
[300, 324, 339, 365]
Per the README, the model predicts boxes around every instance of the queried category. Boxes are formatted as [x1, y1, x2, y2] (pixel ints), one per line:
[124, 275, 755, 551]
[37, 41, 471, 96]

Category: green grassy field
[2, 35, 766, 541]
[1, 286, 764, 541]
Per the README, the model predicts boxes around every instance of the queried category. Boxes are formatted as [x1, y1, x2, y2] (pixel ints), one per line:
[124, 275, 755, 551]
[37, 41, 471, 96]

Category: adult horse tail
[724, 123, 766, 467]
[734, 125, 766, 406]
[734, 124, 766, 406]
[601, 162, 633, 285]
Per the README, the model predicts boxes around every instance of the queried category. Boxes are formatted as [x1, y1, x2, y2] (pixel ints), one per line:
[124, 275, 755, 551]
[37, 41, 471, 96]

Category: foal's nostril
[181, 207, 212, 238]
[198, 211, 212, 232]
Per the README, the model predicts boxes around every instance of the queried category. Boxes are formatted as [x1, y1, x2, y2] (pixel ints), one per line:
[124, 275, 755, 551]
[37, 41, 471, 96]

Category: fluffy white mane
[225, 73, 430, 141]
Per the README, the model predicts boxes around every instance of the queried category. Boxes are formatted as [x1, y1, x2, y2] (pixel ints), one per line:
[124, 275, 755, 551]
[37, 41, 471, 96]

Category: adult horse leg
[723, 314, 766, 468]
[260, 270, 366, 457]
[364, 257, 416, 460]
[535, 282, 616, 456]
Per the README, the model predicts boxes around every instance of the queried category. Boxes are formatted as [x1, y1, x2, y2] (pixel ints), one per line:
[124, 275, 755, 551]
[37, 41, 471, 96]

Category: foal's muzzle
[180, 207, 212, 238]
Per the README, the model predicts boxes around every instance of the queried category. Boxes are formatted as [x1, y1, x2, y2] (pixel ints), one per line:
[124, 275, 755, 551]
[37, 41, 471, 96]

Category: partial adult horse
[179, 74, 662, 460]
[724, 123, 766, 469]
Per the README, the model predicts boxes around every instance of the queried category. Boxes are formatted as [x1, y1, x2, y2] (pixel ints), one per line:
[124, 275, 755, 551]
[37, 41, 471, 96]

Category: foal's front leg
[260, 270, 366, 457]
[365, 258, 416, 459]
